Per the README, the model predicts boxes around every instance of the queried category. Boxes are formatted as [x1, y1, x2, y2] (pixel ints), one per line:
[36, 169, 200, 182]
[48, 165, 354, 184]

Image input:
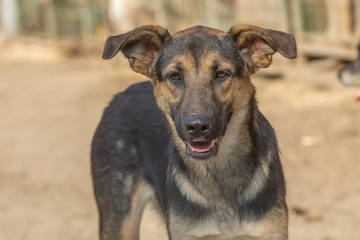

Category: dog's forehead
[158, 26, 238, 68]
[173, 25, 226, 38]
[170, 26, 227, 49]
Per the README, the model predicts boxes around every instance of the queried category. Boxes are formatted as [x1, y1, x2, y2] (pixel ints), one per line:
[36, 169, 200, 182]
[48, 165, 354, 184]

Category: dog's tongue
[188, 140, 214, 153]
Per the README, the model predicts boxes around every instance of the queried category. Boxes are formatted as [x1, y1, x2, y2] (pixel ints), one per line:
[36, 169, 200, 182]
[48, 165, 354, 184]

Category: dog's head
[103, 25, 296, 160]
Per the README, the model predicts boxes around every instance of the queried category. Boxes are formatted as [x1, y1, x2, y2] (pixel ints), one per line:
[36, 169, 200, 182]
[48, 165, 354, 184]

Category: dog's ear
[103, 25, 170, 77]
[228, 25, 296, 73]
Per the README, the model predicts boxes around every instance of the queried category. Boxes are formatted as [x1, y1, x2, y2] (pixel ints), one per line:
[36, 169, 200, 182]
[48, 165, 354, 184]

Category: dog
[91, 24, 296, 240]
[338, 44, 360, 101]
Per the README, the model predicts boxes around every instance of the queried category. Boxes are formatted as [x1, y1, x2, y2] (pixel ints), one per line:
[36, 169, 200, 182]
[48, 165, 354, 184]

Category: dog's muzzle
[183, 115, 218, 159]
[181, 110, 232, 160]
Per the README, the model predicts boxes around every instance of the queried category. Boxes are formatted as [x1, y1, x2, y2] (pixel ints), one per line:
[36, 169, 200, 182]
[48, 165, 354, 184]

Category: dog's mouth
[185, 139, 218, 160]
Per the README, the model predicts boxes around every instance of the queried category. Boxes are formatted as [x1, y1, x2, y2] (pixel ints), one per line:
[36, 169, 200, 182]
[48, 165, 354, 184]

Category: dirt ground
[0, 40, 359, 240]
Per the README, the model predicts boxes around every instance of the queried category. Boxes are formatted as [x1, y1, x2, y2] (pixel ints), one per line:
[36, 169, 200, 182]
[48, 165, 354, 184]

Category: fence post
[1, 0, 18, 41]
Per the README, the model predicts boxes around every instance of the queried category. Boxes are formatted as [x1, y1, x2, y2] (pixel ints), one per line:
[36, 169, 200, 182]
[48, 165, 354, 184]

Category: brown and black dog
[338, 44, 360, 101]
[91, 25, 296, 240]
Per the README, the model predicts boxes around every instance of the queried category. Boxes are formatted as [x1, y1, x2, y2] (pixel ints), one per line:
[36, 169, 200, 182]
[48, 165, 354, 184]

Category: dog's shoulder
[93, 80, 165, 143]
[110, 80, 154, 107]
[103, 81, 157, 119]
[122, 80, 154, 94]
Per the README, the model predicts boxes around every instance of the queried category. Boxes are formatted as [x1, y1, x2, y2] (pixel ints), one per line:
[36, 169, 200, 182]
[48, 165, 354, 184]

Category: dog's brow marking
[164, 54, 195, 76]
[201, 52, 234, 73]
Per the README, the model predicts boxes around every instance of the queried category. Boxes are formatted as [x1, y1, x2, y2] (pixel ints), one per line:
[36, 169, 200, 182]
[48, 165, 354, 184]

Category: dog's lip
[185, 139, 218, 160]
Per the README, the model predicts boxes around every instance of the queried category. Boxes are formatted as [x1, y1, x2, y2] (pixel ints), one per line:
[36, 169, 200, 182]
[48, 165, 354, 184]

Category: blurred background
[0, 0, 359, 240]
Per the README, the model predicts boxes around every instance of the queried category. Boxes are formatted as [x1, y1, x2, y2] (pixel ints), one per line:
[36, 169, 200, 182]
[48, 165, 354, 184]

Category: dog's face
[103, 25, 296, 160]
[153, 27, 256, 160]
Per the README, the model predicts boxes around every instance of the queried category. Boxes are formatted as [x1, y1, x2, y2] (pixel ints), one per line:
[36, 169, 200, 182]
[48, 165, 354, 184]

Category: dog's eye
[215, 71, 228, 79]
[169, 72, 181, 81]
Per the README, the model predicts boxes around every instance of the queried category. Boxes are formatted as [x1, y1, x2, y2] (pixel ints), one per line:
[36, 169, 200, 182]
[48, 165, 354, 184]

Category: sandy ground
[0, 41, 359, 240]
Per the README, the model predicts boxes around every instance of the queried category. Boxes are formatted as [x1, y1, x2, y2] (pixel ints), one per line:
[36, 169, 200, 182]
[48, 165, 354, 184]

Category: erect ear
[228, 25, 296, 73]
[102, 25, 170, 77]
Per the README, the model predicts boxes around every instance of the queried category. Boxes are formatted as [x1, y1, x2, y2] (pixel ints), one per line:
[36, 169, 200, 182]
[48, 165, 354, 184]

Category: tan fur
[120, 178, 154, 240]
[172, 167, 210, 207]
[169, 205, 287, 240]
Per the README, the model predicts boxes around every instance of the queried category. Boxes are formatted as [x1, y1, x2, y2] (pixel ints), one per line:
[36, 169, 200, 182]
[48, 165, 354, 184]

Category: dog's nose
[184, 115, 211, 137]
